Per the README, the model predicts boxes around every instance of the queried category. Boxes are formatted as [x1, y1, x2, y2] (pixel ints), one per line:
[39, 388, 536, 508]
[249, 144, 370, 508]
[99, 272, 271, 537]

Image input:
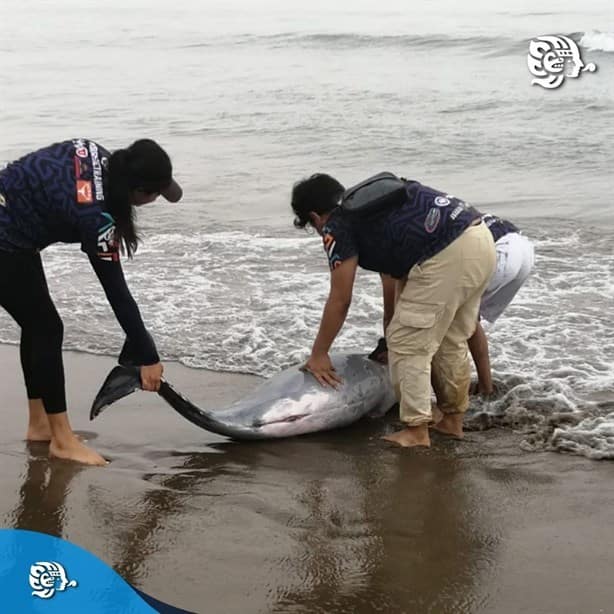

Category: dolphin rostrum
[90, 353, 396, 440]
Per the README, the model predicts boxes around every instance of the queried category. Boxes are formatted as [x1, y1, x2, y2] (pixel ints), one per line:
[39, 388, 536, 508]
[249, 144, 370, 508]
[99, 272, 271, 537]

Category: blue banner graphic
[0, 529, 194, 613]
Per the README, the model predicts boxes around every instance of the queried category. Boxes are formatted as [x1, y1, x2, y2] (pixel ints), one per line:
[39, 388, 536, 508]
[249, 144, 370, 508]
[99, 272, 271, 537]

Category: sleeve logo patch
[323, 233, 337, 258]
[97, 219, 120, 261]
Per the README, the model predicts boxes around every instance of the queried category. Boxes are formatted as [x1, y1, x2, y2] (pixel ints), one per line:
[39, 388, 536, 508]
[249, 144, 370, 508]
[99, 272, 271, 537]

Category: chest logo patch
[424, 207, 441, 233]
[76, 180, 93, 204]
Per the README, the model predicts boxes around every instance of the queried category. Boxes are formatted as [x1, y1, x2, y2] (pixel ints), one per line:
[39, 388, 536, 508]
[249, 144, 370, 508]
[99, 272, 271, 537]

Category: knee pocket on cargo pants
[386, 302, 444, 357]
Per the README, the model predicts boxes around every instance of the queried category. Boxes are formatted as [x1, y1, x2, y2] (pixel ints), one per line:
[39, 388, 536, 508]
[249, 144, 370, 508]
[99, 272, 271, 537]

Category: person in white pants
[467, 214, 535, 395]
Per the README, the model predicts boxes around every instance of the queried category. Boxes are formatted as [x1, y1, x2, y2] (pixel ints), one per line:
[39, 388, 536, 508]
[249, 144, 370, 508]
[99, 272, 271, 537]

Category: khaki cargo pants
[386, 222, 496, 426]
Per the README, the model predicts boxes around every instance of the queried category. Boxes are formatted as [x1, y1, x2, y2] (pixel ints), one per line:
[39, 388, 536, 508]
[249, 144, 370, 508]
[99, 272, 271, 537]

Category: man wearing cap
[0, 138, 182, 465]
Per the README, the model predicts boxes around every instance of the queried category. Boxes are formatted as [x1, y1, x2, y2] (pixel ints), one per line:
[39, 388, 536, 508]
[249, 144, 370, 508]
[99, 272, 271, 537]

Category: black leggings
[0, 250, 67, 414]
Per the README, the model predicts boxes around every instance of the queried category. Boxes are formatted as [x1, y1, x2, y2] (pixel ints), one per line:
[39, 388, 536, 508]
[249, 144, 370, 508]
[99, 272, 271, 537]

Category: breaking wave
[579, 30, 614, 53]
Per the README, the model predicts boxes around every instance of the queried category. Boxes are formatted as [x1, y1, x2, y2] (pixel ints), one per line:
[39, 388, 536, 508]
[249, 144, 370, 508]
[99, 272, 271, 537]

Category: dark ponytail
[107, 149, 139, 258]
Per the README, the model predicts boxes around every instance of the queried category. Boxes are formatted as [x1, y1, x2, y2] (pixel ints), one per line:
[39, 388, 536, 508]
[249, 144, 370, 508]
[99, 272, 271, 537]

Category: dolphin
[90, 353, 397, 440]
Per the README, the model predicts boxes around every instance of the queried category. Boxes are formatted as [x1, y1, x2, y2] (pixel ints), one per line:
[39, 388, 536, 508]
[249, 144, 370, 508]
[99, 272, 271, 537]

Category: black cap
[126, 139, 183, 203]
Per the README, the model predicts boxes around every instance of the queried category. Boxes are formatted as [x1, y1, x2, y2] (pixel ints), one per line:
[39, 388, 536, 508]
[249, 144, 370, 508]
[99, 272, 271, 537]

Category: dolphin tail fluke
[91, 366, 259, 440]
[90, 365, 142, 420]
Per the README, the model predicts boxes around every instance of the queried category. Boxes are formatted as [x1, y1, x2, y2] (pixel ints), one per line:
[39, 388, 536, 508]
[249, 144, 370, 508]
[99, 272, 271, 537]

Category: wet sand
[1, 343, 613, 614]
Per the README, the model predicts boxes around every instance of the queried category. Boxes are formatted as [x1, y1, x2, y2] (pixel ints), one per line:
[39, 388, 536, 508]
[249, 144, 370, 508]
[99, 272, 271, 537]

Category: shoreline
[0, 339, 265, 378]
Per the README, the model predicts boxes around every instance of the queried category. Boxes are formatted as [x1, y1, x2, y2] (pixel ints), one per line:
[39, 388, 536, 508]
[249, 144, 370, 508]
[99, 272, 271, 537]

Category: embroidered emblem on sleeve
[97, 213, 120, 262]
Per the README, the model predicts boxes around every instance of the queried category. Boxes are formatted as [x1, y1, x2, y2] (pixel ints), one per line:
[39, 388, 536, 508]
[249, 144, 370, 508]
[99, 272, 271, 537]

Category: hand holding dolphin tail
[89, 366, 261, 440]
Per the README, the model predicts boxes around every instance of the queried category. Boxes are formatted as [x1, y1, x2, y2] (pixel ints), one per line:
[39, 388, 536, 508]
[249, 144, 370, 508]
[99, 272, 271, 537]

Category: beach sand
[1, 343, 613, 613]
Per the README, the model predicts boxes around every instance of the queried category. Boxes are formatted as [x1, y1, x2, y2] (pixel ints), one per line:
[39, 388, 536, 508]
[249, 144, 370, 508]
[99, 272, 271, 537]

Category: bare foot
[431, 413, 464, 439]
[382, 425, 431, 448]
[26, 424, 53, 442]
[26, 398, 52, 441]
[430, 406, 444, 425]
[27, 428, 85, 443]
[49, 438, 107, 466]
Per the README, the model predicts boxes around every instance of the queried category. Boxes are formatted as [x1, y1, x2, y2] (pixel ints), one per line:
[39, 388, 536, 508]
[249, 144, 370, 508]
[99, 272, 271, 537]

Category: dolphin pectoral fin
[90, 365, 142, 420]
[252, 413, 309, 427]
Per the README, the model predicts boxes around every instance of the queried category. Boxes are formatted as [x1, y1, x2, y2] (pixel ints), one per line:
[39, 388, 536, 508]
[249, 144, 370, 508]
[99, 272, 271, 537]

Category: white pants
[480, 232, 534, 324]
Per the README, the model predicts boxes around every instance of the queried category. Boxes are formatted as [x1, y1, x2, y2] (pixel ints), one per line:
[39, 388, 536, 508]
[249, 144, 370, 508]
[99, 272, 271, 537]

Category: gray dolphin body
[90, 353, 396, 440]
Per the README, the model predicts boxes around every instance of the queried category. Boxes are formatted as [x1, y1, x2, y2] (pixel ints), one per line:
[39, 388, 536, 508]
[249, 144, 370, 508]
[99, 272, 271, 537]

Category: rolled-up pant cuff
[401, 418, 432, 427]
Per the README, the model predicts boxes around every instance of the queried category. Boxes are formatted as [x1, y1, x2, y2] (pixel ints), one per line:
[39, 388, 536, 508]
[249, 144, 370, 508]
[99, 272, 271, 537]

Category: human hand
[368, 337, 388, 364]
[302, 353, 342, 388]
[469, 380, 496, 398]
[141, 362, 164, 392]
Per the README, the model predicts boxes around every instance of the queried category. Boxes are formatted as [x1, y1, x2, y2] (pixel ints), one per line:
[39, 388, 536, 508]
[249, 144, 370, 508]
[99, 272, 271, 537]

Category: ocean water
[0, 0, 613, 458]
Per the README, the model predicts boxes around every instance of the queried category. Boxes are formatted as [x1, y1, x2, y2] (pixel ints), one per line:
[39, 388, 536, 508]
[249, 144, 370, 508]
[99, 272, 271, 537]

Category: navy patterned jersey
[0, 139, 118, 260]
[0, 139, 159, 364]
[322, 180, 481, 278]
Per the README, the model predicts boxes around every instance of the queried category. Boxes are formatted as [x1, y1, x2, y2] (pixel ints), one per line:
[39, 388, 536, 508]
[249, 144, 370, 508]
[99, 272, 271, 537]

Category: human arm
[79, 208, 163, 390]
[467, 320, 494, 395]
[368, 273, 397, 364]
[87, 254, 163, 391]
[304, 256, 359, 387]
[381, 273, 396, 333]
